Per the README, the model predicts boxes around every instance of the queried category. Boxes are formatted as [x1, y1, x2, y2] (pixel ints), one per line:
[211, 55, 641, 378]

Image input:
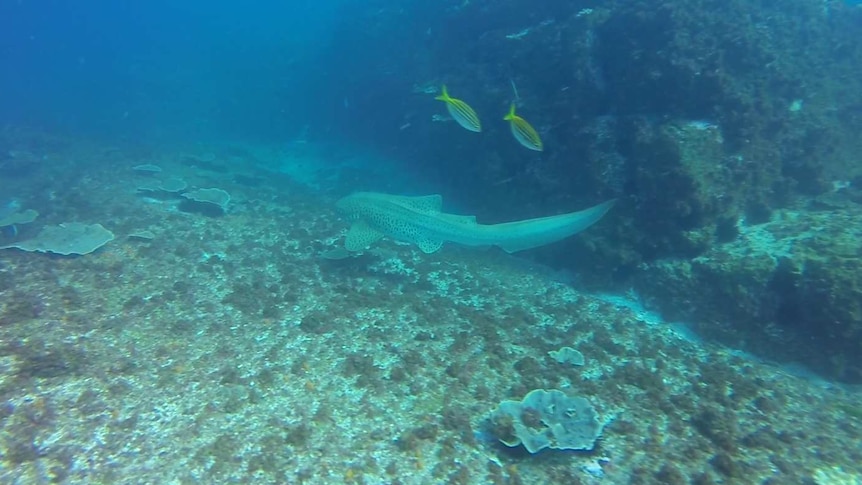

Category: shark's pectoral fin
[415, 236, 444, 254]
[345, 220, 384, 251]
[499, 243, 527, 254]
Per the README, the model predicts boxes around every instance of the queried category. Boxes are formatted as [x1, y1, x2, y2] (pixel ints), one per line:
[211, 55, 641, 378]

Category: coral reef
[1, 222, 115, 256]
[314, 0, 862, 381]
[0, 130, 859, 483]
[636, 206, 862, 381]
[489, 389, 602, 453]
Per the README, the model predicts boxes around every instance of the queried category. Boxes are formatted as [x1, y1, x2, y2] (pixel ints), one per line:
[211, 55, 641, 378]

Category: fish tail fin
[503, 103, 516, 121]
[434, 85, 450, 102]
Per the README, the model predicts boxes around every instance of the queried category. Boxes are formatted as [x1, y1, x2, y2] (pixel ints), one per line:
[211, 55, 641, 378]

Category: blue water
[0, 1, 344, 143]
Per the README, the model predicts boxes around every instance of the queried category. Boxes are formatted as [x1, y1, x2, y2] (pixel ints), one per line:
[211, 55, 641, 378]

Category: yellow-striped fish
[435, 85, 481, 132]
[504, 104, 543, 151]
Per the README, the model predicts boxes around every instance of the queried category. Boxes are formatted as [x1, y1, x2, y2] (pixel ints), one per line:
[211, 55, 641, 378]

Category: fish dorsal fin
[415, 236, 444, 254]
[398, 194, 443, 213]
[344, 220, 384, 251]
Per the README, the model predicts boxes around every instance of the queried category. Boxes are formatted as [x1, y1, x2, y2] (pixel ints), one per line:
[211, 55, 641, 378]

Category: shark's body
[336, 192, 614, 254]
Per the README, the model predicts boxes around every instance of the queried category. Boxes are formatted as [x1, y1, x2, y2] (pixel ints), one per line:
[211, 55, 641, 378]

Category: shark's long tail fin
[496, 199, 615, 253]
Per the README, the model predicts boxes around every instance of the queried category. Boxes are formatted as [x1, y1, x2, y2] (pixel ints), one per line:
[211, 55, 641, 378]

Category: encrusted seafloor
[0, 139, 860, 484]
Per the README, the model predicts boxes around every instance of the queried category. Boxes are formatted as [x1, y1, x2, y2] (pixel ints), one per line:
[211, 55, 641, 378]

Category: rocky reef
[318, 0, 862, 381]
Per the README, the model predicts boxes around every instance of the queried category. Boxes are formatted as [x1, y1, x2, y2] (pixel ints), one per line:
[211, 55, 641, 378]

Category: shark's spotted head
[335, 193, 364, 220]
[336, 192, 447, 253]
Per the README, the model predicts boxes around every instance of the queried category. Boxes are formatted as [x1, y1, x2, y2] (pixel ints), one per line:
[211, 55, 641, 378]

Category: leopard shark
[336, 192, 614, 254]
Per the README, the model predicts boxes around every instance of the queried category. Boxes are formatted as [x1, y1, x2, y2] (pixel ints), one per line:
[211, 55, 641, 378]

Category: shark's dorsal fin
[345, 220, 384, 251]
[398, 194, 443, 213]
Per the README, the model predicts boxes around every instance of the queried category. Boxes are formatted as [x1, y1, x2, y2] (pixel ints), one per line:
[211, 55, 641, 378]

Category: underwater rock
[634, 208, 862, 383]
[621, 119, 756, 257]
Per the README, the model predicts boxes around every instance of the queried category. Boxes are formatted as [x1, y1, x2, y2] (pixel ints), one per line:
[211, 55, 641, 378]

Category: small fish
[504, 104, 543, 151]
[434, 85, 481, 132]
